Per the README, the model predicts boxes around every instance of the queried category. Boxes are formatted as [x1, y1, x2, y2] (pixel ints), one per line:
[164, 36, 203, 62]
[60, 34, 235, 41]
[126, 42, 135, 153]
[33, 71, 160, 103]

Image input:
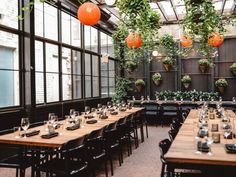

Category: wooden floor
[0, 126, 169, 177]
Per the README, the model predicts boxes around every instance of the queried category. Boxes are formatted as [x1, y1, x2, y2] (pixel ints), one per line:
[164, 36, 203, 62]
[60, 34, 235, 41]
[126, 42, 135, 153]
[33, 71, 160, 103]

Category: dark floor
[0, 126, 169, 177]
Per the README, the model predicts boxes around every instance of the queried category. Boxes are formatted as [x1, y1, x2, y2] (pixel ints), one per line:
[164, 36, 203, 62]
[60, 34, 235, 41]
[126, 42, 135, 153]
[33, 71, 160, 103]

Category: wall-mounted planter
[136, 85, 143, 93]
[183, 83, 190, 89]
[163, 64, 172, 71]
[154, 80, 162, 86]
[231, 70, 236, 77]
[217, 86, 225, 94]
[199, 64, 208, 73]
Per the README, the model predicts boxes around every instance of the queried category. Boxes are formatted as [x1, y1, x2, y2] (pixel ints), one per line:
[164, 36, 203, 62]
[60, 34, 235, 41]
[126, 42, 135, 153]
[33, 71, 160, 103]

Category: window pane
[73, 75, 82, 99]
[93, 77, 99, 97]
[84, 26, 91, 50]
[35, 0, 44, 37]
[85, 76, 91, 98]
[62, 48, 71, 74]
[62, 74, 72, 100]
[46, 73, 59, 102]
[44, 3, 58, 40]
[35, 41, 44, 72]
[91, 27, 98, 52]
[0, 32, 19, 70]
[72, 51, 81, 74]
[101, 77, 108, 98]
[108, 36, 114, 58]
[71, 17, 81, 47]
[100, 32, 107, 54]
[0, 0, 18, 29]
[0, 70, 19, 108]
[46, 43, 58, 72]
[36, 72, 44, 104]
[61, 12, 71, 44]
[92, 55, 99, 76]
[101, 62, 108, 77]
[85, 53, 91, 75]
[109, 60, 115, 76]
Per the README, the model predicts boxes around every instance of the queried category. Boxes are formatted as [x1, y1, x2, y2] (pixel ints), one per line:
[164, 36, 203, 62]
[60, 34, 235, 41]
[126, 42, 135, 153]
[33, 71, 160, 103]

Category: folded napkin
[86, 120, 98, 124]
[41, 132, 59, 139]
[108, 108, 115, 112]
[211, 124, 218, 132]
[22, 130, 40, 137]
[84, 115, 94, 119]
[197, 141, 209, 152]
[111, 111, 118, 115]
[66, 124, 80, 131]
[198, 129, 208, 138]
[212, 133, 220, 143]
[225, 144, 236, 153]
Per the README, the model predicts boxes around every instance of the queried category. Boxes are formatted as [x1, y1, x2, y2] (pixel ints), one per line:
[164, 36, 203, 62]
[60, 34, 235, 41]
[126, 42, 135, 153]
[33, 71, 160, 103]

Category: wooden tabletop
[165, 109, 236, 166]
[0, 108, 144, 148]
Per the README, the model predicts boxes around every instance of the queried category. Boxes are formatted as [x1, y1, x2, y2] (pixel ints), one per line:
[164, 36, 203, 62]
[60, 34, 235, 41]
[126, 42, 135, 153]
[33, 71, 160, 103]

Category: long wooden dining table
[0, 107, 144, 148]
[165, 109, 236, 173]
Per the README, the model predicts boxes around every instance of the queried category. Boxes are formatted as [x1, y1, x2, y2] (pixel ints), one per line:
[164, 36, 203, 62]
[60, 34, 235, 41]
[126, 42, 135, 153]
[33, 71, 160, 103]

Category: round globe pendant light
[126, 32, 142, 49]
[152, 51, 158, 57]
[105, 0, 116, 6]
[77, 2, 101, 26]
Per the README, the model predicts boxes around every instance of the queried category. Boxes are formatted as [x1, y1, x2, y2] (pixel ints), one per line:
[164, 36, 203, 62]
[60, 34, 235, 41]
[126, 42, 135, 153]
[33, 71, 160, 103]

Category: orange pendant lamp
[180, 36, 192, 47]
[77, 2, 101, 26]
[126, 32, 142, 49]
[208, 32, 224, 47]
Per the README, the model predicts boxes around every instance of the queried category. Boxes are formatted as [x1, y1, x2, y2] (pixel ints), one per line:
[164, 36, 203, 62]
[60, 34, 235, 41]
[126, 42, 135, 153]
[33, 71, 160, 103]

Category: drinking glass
[141, 96, 144, 102]
[193, 121, 201, 155]
[91, 108, 97, 117]
[156, 96, 159, 101]
[207, 137, 214, 156]
[132, 96, 136, 101]
[97, 104, 102, 111]
[21, 118, 30, 138]
[48, 113, 55, 124]
[107, 102, 112, 108]
[69, 109, 75, 119]
[85, 106, 90, 115]
[65, 115, 70, 125]
[147, 96, 150, 101]
[233, 97, 236, 103]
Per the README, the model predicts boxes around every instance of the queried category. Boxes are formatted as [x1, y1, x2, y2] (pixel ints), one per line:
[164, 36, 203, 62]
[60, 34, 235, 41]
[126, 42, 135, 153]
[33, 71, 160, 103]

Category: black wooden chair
[143, 102, 160, 126]
[159, 139, 171, 177]
[168, 129, 178, 142]
[38, 136, 88, 177]
[0, 128, 32, 177]
[161, 103, 180, 126]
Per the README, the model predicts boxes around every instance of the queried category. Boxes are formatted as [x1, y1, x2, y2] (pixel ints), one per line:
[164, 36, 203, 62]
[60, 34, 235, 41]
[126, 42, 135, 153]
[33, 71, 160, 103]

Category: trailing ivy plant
[112, 77, 133, 103]
[183, 0, 225, 58]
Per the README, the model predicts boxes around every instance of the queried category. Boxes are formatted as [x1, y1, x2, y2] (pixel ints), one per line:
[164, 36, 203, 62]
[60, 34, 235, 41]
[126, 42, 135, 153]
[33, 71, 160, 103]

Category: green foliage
[112, 77, 132, 103]
[152, 73, 162, 81]
[125, 60, 138, 73]
[162, 57, 174, 65]
[135, 79, 145, 86]
[181, 75, 192, 83]
[155, 90, 219, 101]
[159, 34, 175, 56]
[215, 79, 228, 87]
[229, 63, 236, 71]
[198, 59, 210, 66]
[183, 0, 225, 58]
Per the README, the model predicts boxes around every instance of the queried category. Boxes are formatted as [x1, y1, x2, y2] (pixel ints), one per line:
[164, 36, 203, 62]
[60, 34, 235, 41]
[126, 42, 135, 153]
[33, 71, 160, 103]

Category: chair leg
[145, 123, 149, 138]
[109, 155, 114, 176]
[19, 169, 25, 177]
[118, 148, 122, 166]
[161, 163, 166, 177]
[16, 168, 19, 177]
[104, 159, 108, 177]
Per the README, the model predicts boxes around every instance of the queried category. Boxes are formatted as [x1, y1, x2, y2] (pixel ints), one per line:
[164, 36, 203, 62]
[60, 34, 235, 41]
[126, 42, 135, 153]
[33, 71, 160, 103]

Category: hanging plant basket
[136, 85, 143, 93]
[217, 86, 225, 94]
[154, 80, 162, 86]
[163, 64, 172, 71]
[199, 64, 208, 73]
[183, 83, 190, 89]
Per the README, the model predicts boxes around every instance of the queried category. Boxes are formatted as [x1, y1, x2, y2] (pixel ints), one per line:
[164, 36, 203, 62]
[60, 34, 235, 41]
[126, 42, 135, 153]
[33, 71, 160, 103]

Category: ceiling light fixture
[105, 0, 116, 6]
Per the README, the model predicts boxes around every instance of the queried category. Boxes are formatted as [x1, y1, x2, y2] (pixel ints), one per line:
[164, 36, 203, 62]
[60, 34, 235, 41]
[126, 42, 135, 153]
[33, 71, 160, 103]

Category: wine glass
[85, 106, 90, 115]
[97, 104, 102, 111]
[48, 113, 55, 124]
[147, 96, 150, 101]
[21, 118, 30, 138]
[156, 96, 159, 101]
[91, 108, 97, 117]
[232, 97, 236, 103]
[69, 109, 75, 120]
[132, 96, 136, 101]
[141, 96, 144, 102]
[107, 102, 112, 109]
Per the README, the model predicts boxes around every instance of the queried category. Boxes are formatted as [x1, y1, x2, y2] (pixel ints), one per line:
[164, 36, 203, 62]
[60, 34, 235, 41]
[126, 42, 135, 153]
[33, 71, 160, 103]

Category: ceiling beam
[170, 0, 179, 21]
[156, 2, 169, 21]
[221, 0, 227, 15]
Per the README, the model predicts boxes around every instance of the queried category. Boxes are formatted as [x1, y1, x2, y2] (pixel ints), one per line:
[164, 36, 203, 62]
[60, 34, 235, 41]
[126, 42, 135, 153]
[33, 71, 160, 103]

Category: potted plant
[198, 59, 210, 73]
[159, 34, 175, 56]
[125, 60, 138, 73]
[229, 63, 236, 76]
[152, 73, 162, 86]
[162, 57, 174, 71]
[181, 75, 192, 89]
[215, 79, 228, 94]
[135, 79, 145, 92]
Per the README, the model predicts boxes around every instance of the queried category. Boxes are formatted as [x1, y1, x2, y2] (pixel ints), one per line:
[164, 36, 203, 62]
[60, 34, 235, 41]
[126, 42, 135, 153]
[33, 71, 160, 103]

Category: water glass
[97, 104, 102, 111]
[85, 106, 90, 115]
[48, 113, 55, 124]
[207, 137, 214, 156]
[233, 97, 236, 103]
[132, 96, 135, 101]
[21, 118, 30, 138]
[107, 102, 112, 108]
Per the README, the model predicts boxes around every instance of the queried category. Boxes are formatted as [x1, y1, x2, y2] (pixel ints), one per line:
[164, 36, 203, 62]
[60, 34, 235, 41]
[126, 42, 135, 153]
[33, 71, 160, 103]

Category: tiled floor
[0, 126, 169, 177]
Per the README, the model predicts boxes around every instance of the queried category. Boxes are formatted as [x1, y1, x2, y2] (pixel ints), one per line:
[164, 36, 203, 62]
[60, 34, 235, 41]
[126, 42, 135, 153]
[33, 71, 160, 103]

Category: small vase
[136, 85, 143, 93]
[199, 64, 207, 73]
[154, 80, 161, 86]
[163, 64, 172, 71]
[218, 86, 225, 94]
[183, 83, 190, 89]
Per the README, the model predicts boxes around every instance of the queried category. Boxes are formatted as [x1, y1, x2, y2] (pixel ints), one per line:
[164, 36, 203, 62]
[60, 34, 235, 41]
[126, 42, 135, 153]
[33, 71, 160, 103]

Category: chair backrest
[133, 101, 142, 107]
[143, 102, 159, 111]
[105, 121, 117, 131]
[63, 136, 86, 158]
[159, 139, 171, 157]
[168, 129, 178, 142]
[161, 103, 179, 111]
[85, 128, 104, 155]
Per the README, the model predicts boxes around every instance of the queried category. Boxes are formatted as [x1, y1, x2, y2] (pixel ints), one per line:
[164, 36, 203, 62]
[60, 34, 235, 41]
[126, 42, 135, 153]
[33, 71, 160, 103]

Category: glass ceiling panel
[224, 0, 235, 14]
[149, 2, 158, 9]
[213, 1, 223, 11]
[172, 0, 185, 6]
[176, 5, 186, 19]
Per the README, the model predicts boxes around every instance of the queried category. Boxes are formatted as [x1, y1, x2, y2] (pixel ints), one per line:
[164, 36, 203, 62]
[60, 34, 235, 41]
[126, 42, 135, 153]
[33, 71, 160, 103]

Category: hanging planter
[126, 32, 142, 49]
[180, 36, 192, 47]
[135, 79, 145, 93]
[229, 63, 236, 76]
[215, 79, 228, 94]
[152, 73, 162, 86]
[162, 57, 173, 71]
[198, 59, 210, 73]
[77, 2, 101, 26]
[208, 32, 224, 47]
[181, 75, 192, 89]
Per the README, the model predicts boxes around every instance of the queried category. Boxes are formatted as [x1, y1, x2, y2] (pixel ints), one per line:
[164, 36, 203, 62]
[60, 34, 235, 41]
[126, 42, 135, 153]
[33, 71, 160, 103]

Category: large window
[0, 31, 20, 108]
[84, 26, 98, 53]
[100, 32, 115, 58]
